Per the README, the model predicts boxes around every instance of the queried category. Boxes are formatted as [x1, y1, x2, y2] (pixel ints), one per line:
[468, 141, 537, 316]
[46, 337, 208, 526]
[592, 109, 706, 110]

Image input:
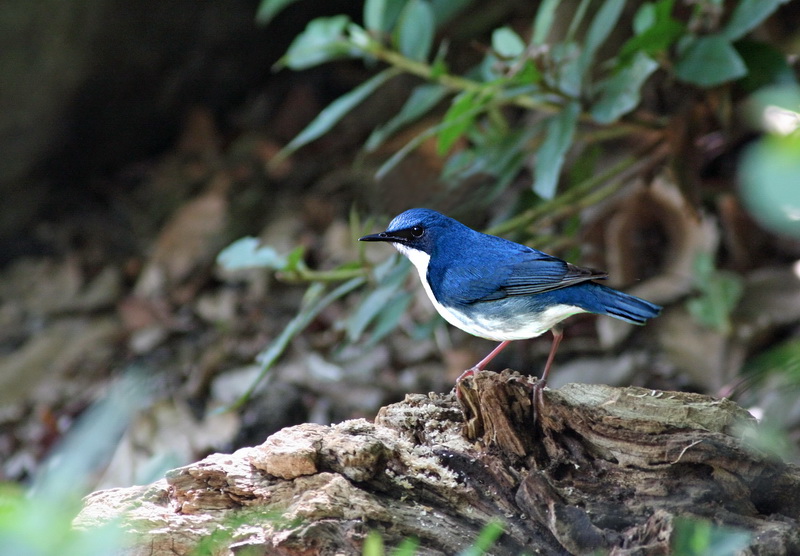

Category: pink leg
[456, 340, 512, 383]
[533, 328, 563, 424]
[540, 329, 563, 386]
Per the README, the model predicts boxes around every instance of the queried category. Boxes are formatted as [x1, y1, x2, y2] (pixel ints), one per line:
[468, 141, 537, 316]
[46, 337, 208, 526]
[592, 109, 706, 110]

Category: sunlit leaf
[281, 69, 396, 157]
[281, 16, 355, 70]
[723, 0, 789, 42]
[284, 245, 306, 271]
[533, 101, 580, 199]
[394, 0, 435, 62]
[739, 133, 800, 238]
[217, 237, 287, 270]
[675, 34, 747, 87]
[592, 52, 659, 123]
[362, 530, 384, 556]
[492, 27, 525, 58]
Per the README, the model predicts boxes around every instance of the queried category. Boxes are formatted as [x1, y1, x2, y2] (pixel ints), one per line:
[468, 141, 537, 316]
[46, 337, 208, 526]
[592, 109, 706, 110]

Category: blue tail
[565, 282, 661, 325]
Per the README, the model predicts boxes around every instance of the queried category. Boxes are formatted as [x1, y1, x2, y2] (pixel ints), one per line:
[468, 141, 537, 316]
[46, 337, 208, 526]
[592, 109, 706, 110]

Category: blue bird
[360, 208, 661, 406]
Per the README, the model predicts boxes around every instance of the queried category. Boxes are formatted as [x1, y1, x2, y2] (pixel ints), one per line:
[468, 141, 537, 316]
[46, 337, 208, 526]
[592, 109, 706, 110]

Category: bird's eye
[410, 226, 424, 237]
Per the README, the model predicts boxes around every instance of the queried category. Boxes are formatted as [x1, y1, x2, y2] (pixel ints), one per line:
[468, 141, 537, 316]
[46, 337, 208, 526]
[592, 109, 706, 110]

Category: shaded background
[2, 0, 799, 490]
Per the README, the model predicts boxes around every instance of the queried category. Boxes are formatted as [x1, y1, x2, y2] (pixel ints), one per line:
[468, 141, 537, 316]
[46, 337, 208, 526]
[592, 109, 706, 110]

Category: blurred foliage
[360, 519, 503, 555]
[0, 375, 147, 556]
[671, 517, 751, 556]
[218, 0, 799, 401]
[686, 253, 743, 334]
[739, 85, 800, 238]
[743, 338, 800, 387]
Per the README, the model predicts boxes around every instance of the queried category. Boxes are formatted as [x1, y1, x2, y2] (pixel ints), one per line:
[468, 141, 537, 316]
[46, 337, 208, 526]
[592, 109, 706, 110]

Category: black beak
[359, 231, 395, 242]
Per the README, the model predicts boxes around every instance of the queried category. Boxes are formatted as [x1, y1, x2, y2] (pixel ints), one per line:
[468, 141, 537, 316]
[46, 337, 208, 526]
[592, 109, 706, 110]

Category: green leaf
[675, 34, 747, 87]
[391, 536, 421, 556]
[743, 338, 800, 384]
[686, 253, 743, 333]
[346, 258, 409, 341]
[394, 0, 435, 62]
[533, 101, 580, 199]
[365, 84, 448, 151]
[620, 0, 684, 63]
[362, 530, 384, 556]
[736, 40, 798, 92]
[256, 0, 303, 25]
[281, 69, 396, 157]
[550, 41, 582, 97]
[364, 0, 407, 34]
[443, 124, 538, 192]
[671, 517, 751, 556]
[739, 133, 800, 238]
[492, 27, 525, 58]
[366, 291, 413, 346]
[592, 52, 659, 123]
[281, 15, 354, 70]
[284, 245, 306, 271]
[633, 0, 675, 33]
[375, 123, 441, 179]
[457, 520, 505, 556]
[532, 0, 560, 45]
[437, 90, 485, 155]
[723, 0, 789, 42]
[577, 0, 626, 78]
[632, 1, 656, 33]
[217, 237, 287, 270]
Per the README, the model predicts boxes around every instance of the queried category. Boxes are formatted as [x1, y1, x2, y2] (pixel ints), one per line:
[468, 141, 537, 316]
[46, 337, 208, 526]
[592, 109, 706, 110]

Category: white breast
[394, 244, 585, 341]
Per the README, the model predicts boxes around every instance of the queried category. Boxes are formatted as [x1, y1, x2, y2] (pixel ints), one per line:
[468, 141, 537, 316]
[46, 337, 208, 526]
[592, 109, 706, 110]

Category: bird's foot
[454, 367, 481, 399]
[531, 379, 547, 427]
[456, 367, 480, 382]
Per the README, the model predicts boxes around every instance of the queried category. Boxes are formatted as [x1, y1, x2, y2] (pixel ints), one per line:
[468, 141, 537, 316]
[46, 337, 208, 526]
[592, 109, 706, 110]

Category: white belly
[396, 244, 585, 341]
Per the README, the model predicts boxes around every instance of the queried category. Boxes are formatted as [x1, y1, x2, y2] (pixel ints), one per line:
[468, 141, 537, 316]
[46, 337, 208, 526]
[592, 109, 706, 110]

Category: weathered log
[75, 370, 800, 555]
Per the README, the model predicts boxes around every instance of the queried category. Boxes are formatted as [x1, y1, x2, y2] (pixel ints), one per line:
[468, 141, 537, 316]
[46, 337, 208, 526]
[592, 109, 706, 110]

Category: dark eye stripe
[390, 226, 425, 241]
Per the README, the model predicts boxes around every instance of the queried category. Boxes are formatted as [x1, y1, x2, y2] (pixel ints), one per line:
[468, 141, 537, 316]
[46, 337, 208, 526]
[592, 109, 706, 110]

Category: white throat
[394, 244, 436, 303]
[394, 242, 584, 342]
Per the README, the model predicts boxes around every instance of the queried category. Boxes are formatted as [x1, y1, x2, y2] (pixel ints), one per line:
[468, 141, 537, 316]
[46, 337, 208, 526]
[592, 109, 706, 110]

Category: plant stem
[277, 267, 368, 284]
[363, 43, 664, 134]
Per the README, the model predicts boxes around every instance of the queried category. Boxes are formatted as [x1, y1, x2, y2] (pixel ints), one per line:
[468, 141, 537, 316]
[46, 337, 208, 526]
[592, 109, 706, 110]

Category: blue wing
[431, 241, 606, 306]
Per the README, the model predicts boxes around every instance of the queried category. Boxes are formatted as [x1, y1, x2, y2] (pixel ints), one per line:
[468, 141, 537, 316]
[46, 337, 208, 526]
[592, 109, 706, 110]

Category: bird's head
[359, 208, 456, 256]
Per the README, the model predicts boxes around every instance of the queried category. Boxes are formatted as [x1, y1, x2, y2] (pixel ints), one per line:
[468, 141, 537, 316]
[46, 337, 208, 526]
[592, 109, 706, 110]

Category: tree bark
[76, 370, 800, 555]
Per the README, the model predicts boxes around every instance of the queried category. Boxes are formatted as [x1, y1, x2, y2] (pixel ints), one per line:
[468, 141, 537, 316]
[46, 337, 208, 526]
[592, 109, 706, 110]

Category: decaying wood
[75, 370, 800, 555]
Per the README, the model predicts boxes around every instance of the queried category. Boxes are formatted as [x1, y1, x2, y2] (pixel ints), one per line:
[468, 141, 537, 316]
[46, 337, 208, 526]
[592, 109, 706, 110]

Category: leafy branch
[218, 0, 796, 404]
